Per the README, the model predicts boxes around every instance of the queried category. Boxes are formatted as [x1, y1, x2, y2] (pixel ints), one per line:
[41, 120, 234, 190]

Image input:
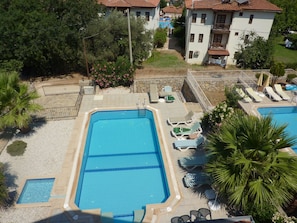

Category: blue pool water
[285, 84, 297, 91]
[258, 106, 297, 153]
[75, 110, 169, 222]
[159, 18, 173, 29]
[17, 178, 55, 204]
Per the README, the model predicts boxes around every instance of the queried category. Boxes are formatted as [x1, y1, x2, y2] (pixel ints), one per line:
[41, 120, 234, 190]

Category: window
[192, 13, 197, 23]
[235, 32, 239, 36]
[190, 34, 195, 42]
[216, 14, 226, 24]
[189, 51, 193, 59]
[244, 35, 249, 43]
[198, 34, 203, 42]
[249, 14, 254, 24]
[239, 12, 243, 16]
[136, 11, 141, 17]
[201, 14, 206, 23]
[145, 12, 150, 21]
[213, 34, 222, 43]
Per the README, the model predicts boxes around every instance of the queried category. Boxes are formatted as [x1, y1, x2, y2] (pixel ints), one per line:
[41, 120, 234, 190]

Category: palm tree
[0, 72, 42, 133]
[205, 111, 297, 211]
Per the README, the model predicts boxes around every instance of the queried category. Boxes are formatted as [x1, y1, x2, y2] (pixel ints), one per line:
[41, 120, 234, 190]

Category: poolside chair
[171, 122, 202, 139]
[190, 208, 212, 221]
[274, 84, 290, 100]
[183, 172, 212, 188]
[173, 134, 205, 151]
[159, 85, 173, 97]
[149, 84, 159, 103]
[178, 155, 208, 170]
[180, 215, 191, 222]
[171, 216, 183, 223]
[235, 88, 252, 103]
[264, 86, 282, 101]
[245, 87, 263, 103]
[167, 111, 195, 126]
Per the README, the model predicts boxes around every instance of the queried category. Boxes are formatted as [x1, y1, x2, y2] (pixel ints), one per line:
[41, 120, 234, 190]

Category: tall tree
[82, 10, 152, 66]
[205, 111, 297, 211]
[234, 32, 273, 69]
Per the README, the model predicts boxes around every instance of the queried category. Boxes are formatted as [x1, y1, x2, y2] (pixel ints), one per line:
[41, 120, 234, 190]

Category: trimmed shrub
[153, 28, 167, 48]
[7, 140, 27, 156]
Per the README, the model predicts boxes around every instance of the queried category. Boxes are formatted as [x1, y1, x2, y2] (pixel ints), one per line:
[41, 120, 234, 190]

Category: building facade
[184, 0, 281, 66]
[97, 0, 160, 30]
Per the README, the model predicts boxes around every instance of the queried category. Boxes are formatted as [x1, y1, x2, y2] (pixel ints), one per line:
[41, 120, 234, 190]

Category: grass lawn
[144, 50, 187, 68]
[272, 36, 297, 64]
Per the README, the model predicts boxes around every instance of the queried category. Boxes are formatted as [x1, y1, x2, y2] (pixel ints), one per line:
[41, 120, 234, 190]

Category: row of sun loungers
[236, 84, 290, 103]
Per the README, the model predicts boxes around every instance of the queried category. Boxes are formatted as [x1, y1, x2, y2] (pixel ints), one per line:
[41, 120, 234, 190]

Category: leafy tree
[224, 86, 241, 108]
[0, 0, 99, 76]
[154, 28, 167, 48]
[82, 10, 152, 68]
[160, 0, 167, 9]
[234, 32, 273, 69]
[0, 72, 42, 132]
[205, 111, 297, 212]
[270, 62, 285, 85]
[172, 9, 186, 48]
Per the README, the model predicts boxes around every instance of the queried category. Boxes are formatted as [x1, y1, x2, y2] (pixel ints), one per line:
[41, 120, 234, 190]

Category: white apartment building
[97, 0, 160, 30]
[184, 0, 281, 66]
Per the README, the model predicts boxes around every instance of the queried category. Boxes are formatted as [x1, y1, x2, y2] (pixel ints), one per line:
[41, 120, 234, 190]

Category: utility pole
[126, 8, 133, 66]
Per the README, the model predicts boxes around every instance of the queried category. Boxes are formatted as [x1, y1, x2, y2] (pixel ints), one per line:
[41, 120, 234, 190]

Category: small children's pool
[285, 84, 297, 91]
[17, 178, 55, 204]
[258, 106, 297, 153]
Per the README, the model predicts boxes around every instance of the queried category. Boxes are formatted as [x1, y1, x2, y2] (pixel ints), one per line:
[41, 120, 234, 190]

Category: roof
[97, 0, 160, 8]
[162, 5, 183, 14]
[208, 49, 230, 56]
[185, 0, 281, 12]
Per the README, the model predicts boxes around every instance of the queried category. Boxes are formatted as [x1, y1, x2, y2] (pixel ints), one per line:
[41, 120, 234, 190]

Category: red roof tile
[98, 0, 160, 8]
[162, 6, 183, 14]
[185, 0, 281, 12]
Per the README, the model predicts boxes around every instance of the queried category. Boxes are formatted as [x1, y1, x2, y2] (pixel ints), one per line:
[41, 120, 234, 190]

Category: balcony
[209, 42, 227, 49]
[212, 23, 230, 33]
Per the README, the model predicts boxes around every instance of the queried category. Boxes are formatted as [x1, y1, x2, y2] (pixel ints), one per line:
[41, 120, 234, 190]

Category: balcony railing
[209, 42, 227, 49]
[212, 23, 230, 30]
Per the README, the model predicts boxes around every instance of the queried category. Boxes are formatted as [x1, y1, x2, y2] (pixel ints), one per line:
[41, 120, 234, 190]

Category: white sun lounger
[174, 134, 205, 151]
[167, 111, 194, 126]
[245, 87, 263, 103]
[171, 122, 203, 139]
[183, 172, 212, 188]
[264, 86, 282, 101]
[149, 84, 159, 103]
[178, 155, 208, 170]
[235, 88, 252, 103]
[274, 84, 290, 100]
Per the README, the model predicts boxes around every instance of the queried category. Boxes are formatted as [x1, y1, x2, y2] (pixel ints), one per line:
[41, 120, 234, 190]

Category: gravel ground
[0, 119, 75, 223]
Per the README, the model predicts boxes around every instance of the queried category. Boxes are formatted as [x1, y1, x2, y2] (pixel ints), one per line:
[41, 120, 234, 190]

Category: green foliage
[200, 101, 234, 133]
[286, 34, 297, 50]
[205, 111, 297, 211]
[224, 86, 241, 108]
[270, 62, 285, 85]
[7, 140, 27, 156]
[235, 32, 273, 69]
[0, 72, 42, 130]
[0, 0, 100, 76]
[83, 11, 152, 68]
[244, 205, 276, 223]
[0, 163, 8, 207]
[154, 28, 167, 48]
[172, 10, 185, 48]
[0, 60, 23, 73]
[160, 0, 167, 8]
[91, 56, 134, 88]
[144, 50, 187, 68]
[287, 73, 297, 83]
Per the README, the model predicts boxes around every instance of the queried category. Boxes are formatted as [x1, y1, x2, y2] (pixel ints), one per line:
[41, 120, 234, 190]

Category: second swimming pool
[74, 109, 170, 222]
[258, 106, 297, 153]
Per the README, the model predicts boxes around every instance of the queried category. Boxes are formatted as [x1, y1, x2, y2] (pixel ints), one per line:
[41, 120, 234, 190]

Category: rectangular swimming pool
[74, 110, 170, 222]
[258, 106, 297, 153]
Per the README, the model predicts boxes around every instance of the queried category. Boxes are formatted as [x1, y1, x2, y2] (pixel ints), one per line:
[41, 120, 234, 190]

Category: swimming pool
[74, 109, 170, 222]
[258, 106, 297, 153]
[17, 178, 55, 204]
[285, 84, 297, 91]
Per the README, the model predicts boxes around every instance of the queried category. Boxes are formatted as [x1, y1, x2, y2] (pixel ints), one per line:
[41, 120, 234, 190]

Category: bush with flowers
[91, 56, 135, 88]
[272, 212, 297, 223]
[201, 101, 234, 133]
